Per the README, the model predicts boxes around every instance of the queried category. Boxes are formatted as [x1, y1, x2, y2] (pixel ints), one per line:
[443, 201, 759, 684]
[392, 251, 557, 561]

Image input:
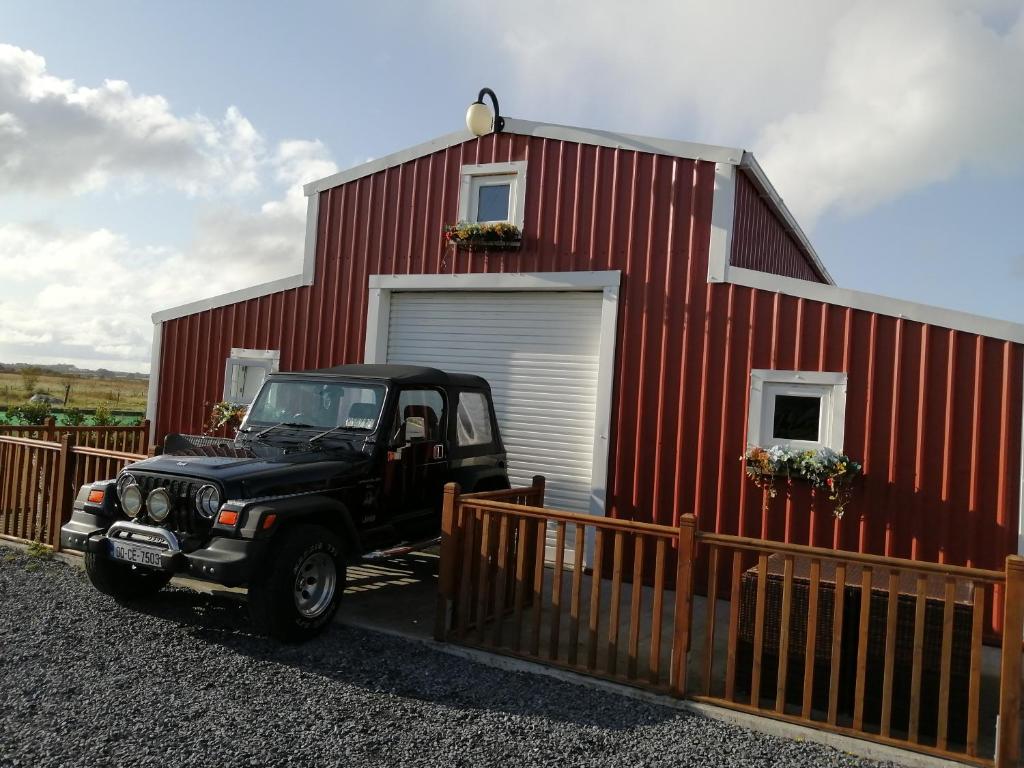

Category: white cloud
[458, 0, 1024, 225]
[0, 43, 339, 372]
[757, 2, 1024, 222]
[0, 44, 265, 197]
[0, 140, 337, 373]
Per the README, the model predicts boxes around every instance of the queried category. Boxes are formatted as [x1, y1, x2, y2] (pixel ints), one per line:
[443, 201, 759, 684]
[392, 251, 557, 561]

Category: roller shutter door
[385, 291, 602, 513]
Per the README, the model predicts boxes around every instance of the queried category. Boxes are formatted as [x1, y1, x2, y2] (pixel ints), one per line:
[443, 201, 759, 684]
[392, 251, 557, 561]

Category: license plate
[109, 540, 165, 569]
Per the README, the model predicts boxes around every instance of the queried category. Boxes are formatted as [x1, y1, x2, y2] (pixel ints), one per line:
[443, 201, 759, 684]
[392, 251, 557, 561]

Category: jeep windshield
[242, 379, 386, 435]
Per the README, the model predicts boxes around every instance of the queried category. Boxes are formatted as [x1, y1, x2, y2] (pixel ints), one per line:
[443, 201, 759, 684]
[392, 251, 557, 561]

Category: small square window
[772, 395, 822, 442]
[458, 162, 527, 230]
[223, 349, 280, 406]
[476, 183, 511, 222]
[748, 370, 847, 451]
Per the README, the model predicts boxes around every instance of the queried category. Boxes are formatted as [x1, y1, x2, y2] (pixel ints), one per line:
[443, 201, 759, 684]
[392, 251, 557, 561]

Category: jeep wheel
[84, 552, 173, 600]
[249, 525, 345, 643]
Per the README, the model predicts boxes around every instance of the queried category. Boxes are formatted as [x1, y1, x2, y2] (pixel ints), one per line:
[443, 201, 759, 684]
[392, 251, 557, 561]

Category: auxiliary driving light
[119, 483, 142, 518]
[147, 487, 172, 523]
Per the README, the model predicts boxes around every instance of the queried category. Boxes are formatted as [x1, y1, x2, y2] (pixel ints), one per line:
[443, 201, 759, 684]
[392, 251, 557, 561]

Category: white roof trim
[304, 118, 744, 197]
[151, 194, 320, 323]
[157, 119, 830, 325]
[724, 265, 1024, 344]
[739, 153, 834, 285]
[152, 274, 307, 323]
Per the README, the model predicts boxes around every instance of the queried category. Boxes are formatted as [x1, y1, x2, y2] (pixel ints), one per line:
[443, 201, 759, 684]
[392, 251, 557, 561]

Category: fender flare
[238, 494, 361, 556]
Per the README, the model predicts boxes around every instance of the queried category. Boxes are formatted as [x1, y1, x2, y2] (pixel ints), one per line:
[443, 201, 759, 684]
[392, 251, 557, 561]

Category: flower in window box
[206, 401, 248, 435]
[741, 445, 862, 518]
[442, 221, 522, 251]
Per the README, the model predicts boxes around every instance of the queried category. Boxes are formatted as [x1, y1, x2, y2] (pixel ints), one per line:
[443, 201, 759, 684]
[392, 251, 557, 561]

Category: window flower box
[742, 445, 863, 518]
[442, 221, 522, 252]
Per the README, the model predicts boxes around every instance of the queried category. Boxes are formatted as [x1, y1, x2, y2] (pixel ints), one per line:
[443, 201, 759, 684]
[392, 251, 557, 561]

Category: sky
[1, 0, 1023, 373]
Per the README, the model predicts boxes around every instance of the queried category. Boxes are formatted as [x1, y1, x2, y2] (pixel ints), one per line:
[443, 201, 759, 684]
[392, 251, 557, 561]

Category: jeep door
[383, 387, 449, 528]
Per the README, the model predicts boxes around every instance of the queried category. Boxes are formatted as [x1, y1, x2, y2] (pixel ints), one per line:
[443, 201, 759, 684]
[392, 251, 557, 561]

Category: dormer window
[458, 161, 527, 229]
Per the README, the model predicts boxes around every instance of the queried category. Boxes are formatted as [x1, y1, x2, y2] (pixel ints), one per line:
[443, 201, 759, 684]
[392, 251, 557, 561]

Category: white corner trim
[152, 194, 321, 323]
[363, 287, 391, 364]
[458, 161, 528, 230]
[1018, 355, 1024, 556]
[707, 163, 735, 284]
[747, 369, 848, 452]
[363, 270, 622, 528]
[738, 153, 835, 285]
[591, 284, 619, 519]
[724, 265, 1024, 345]
[144, 321, 162, 447]
[368, 270, 620, 292]
[302, 192, 319, 284]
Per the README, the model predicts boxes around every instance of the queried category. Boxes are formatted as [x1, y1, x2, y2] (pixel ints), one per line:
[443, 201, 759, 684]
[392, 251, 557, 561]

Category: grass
[25, 541, 51, 559]
[0, 370, 148, 412]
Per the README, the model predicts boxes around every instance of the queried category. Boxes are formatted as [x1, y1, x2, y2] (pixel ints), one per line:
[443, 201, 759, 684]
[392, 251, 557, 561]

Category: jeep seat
[402, 404, 438, 441]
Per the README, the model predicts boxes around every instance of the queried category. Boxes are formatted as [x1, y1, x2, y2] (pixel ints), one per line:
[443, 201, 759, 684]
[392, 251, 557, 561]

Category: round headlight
[120, 483, 142, 518]
[195, 485, 221, 520]
[147, 487, 171, 523]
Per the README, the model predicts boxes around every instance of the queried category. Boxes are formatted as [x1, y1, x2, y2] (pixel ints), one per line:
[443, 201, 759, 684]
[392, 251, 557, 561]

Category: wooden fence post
[997, 555, 1024, 767]
[670, 513, 697, 697]
[434, 482, 461, 642]
[44, 416, 56, 442]
[140, 419, 151, 454]
[50, 434, 76, 551]
[531, 475, 546, 507]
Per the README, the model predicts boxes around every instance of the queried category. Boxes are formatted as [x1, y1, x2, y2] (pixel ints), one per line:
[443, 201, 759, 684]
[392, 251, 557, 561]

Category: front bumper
[61, 511, 267, 587]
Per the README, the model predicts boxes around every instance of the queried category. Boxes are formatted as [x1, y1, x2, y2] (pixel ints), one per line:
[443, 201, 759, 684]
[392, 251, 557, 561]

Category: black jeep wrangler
[60, 364, 509, 641]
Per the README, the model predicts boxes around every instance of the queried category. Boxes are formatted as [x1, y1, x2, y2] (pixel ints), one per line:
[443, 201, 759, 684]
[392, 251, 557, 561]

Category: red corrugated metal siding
[156, 131, 1021, 578]
[731, 171, 826, 282]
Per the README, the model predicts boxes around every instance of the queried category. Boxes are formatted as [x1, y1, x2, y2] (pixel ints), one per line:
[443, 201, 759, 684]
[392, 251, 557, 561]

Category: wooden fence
[0, 434, 145, 549]
[0, 417, 149, 453]
[435, 482, 1024, 767]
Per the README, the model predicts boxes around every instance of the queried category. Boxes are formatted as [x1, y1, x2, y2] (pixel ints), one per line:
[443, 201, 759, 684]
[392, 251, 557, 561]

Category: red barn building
[147, 117, 1024, 573]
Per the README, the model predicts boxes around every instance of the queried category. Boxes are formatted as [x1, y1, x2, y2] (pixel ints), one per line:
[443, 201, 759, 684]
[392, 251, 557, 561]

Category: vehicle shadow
[125, 553, 682, 732]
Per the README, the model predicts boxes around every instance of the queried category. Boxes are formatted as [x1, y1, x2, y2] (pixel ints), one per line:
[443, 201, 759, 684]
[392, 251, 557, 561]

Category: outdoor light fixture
[466, 87, 504, 136]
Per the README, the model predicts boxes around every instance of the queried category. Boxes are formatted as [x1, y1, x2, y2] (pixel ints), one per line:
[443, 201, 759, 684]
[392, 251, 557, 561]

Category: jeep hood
[123, 448, 371, 498]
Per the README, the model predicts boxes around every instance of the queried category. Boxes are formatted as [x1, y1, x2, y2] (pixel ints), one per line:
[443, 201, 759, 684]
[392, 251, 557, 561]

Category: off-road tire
[248, 524, 345, 643]
[84, 551, 173, 600]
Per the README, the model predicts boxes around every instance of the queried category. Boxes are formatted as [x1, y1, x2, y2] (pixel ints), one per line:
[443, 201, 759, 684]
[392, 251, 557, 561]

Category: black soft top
[271, 363, 489, 389]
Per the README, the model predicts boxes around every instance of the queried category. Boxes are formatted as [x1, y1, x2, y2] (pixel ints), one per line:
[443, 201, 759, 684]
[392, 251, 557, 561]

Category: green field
[0, 370, 148, 415]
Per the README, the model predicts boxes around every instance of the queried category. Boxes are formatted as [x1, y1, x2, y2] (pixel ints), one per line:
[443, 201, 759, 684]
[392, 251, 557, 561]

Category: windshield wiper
[306, 425, 359, 447]
[251, 421, 309, 440]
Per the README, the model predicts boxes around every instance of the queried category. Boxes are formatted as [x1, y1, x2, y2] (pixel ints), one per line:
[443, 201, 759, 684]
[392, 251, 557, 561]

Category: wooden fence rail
[435, 482, 1024, 768]
[688, 532, 1005, 766]
[0, 417, 149, 453]
[0, 434, 145, 549]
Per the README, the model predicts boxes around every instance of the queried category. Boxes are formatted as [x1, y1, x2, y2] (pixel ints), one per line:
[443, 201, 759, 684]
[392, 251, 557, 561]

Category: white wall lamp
[465, 87, 505, 136]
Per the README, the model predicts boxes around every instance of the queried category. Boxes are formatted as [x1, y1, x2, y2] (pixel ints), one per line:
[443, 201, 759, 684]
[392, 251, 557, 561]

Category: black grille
[126, 472, 211, 535]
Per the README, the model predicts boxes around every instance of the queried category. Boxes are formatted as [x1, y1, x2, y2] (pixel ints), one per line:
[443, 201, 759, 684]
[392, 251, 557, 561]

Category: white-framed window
[223, 348, 280, 406]
[458, 161, 527, 229]
[747, 369, 848, 452]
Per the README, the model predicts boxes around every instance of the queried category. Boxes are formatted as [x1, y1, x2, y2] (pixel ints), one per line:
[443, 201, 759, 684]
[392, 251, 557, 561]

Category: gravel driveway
[0, 547, 900, 768]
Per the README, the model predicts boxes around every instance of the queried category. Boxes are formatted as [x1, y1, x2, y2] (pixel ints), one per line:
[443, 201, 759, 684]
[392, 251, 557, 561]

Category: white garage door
[386, 291, 603, 513]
